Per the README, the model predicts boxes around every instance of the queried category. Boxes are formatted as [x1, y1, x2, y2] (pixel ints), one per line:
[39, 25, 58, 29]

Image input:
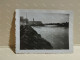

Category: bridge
[30, 22, 69, 27]
[43, 23, 69, 27]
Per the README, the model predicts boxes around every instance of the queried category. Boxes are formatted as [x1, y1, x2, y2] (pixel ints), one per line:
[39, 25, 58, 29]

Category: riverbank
[20, 25, 53, 50]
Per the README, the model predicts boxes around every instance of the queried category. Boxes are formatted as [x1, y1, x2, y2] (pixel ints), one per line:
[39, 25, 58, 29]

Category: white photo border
[15, 9, 73, 54]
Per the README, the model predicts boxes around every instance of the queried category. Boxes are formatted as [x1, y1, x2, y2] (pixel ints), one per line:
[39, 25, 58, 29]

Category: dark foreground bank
[20, 25, 53, 50]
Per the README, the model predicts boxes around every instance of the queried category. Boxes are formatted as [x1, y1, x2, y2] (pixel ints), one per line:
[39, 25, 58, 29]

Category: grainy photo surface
[16, 9, 73, 53]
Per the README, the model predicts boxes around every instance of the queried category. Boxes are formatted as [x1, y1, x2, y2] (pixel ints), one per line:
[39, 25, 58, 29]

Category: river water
[32, 25, 69, 49]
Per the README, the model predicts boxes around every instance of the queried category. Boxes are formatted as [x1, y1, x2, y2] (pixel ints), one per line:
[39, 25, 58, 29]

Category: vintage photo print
[15, 9, 73, 53]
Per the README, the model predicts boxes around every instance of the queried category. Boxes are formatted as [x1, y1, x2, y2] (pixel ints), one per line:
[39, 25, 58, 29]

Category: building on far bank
[20, 17, 44, 26]
[20, 17, 28, 25]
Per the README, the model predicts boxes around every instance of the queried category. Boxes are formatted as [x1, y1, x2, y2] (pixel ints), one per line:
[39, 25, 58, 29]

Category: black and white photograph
[15, 9, 73, 53]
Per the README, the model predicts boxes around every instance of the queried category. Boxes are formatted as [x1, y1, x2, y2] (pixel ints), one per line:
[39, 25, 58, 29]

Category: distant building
[20, 17, 29, 25]
[20, 17, 43, 26]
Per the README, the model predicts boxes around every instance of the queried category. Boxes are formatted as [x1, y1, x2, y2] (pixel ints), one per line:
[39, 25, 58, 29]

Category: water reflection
[32, 25, 69, 49]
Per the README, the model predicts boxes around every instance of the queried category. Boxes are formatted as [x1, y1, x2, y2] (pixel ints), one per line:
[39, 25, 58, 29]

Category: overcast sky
[20, 11, 69, 23]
